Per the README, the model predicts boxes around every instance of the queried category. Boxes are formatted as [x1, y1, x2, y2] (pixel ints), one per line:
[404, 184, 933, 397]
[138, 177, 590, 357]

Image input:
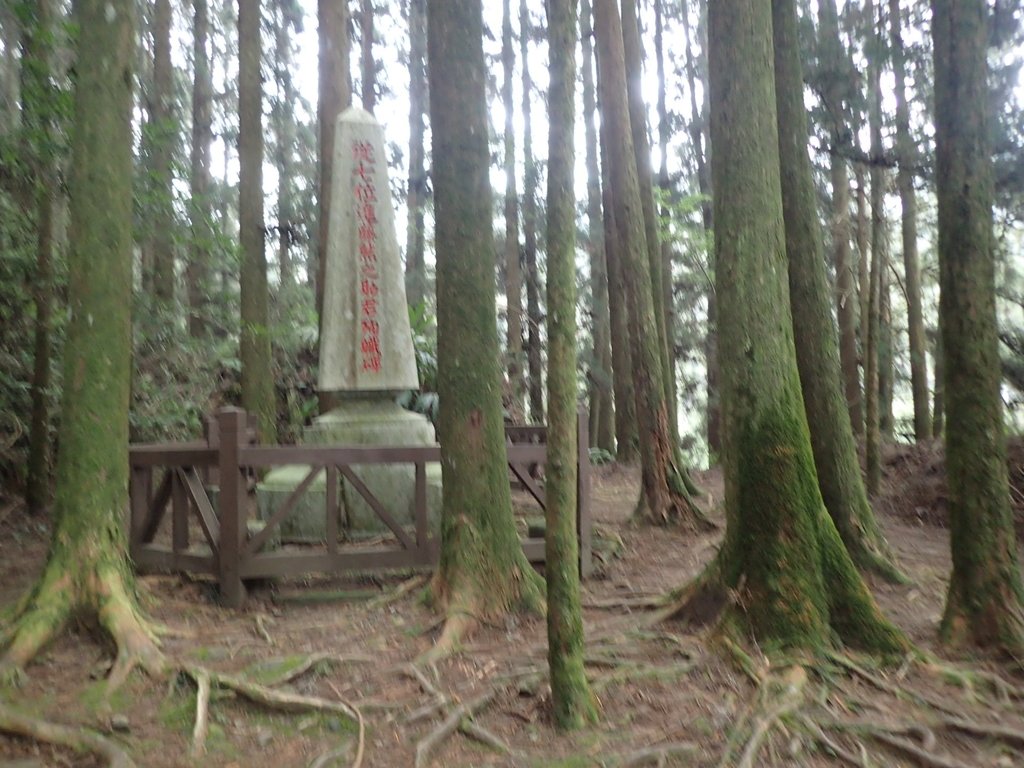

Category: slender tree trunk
[772, 0, 901, 580]
[405, 0, 427, 307]
[855, 162, 870, 372]
[188, 0, 213, 338]
[933, 332, 944, 436]
[879, 243, 893, 439]
[620, 0, 675, 442]
[151, 0, 175, 312]
[275, 3, 295, 289]
[890, 0, 930, 440]
[424, 0, 544, 660]
[503, 0, 524, 416]
[594, 0, 704, 527]
[818, 0, 861, 436]
[24, 0, 57, 515]
[933, 0, 1024, 654]
[654, 0, 676, 426]
[582, 0, 614, 452]
[239, 0, 275, 441]
[360, 0, 375, 112]
[865, 19, 884, 495]
[545, 0, 598, 728]
[1, 0, 165, 684]
[521, 0, 544, 423]
[667, 0, 903, 655]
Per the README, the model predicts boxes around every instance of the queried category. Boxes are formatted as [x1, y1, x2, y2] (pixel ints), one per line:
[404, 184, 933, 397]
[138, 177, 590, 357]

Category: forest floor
[3, 442, 1024, 767]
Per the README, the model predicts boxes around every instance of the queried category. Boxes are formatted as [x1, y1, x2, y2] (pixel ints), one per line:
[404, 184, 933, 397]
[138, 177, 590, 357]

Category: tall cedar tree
[316, 0, 350, 346]
[933, 0, 1024, 653]
[581, 0, 614, 452]
[1, 0, 165, 684]
[239, 0, 275, 441]
[274, 3, 296, 287]
[424, 0, 544, 660]
[593, 0, 706, 527]
[521, 0, 544, 423]
[890, 0, 930, 440]
[818, 0, 862, 436]
[188, 0, 213, 337]
[666, 0, 904, 654]
[772, 0, 901, 580]
[654, 0, 676, 421]
[25, 0, 57, 515]
[150, 0, 175, 313]
[545, 0, 598, 728]
[503, 0, 524, 411]
[405, 0, 427, 307]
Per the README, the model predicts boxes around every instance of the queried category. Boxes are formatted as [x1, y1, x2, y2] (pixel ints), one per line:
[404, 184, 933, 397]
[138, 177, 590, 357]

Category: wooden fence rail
[129, 407, 592, 607]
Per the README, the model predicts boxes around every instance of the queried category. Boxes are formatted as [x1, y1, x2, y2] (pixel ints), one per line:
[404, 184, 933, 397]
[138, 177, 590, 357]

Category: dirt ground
[3, 445, 1024, 767]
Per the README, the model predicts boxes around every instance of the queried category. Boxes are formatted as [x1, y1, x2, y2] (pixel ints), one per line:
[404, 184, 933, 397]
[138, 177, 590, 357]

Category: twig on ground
[367, 575, 429, 609]
[414, 688, 500, 768]
[0, 701, 135, 768]
[190, 667, 211, 758]
[254, 614, 275, 646]
[405, 663, 443, 701]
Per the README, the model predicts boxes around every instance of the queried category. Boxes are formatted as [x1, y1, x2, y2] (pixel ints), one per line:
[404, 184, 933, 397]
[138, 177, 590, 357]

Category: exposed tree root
[0, 699, 135, 768]
[257, 652, 374, 688]
[419, 610, 477, 665]
[606, 741, 698, 767]
[414, 688, 500, 768]
[458, 719, 510, 755]
[367, 575, 429, 609]
[190, 668, 211, 757]
[717, 666, 807, 768]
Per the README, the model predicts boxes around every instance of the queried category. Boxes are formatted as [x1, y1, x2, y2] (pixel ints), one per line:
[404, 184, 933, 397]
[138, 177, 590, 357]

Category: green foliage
[396, 301, 439, 422]
[587, 446, 614, 466]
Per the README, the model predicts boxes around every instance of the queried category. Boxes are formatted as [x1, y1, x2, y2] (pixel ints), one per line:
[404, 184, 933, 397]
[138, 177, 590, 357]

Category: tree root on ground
[716, 665, 807, 768]
[0, 700, 135, 768]
[604, 741, 698, 767]
[413, 688, 502, 768]
[367, 574, 429, 609]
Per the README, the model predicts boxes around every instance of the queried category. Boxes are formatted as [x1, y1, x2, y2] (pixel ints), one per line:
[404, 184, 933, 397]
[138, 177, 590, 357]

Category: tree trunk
[654, 0, 676, 430]
[668, 0, 903, 655]
[890, 0, 930, 441]
[521, 0, 544, 424]
[855, 161, 870, 376]
[818, 0, 862, 437]
[275, 2, 295, 289]
[188, 0, 213, 338]
[545, 0, 598, 728]
[772, 0, 901, 580]
[865, 19, 884, 495]
[503, 0, 524, 417]
[594, 0, 704, 527]
[239, 0, 275, 441]
[424, 0, 544, 659]
[151, 0, 175, 313]
[933, 332, 944, 436]
[932, 0, 1024, 654]
[1, 0, 164, 684]
[405, 0, 427, 308]
[582, 0, 614, 453]
[359, 0, 375, 112]
[878, 242, 893, 440]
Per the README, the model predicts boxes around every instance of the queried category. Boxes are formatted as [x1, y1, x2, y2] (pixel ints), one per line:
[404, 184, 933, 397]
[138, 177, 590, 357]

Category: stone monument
[258, 107, 441, 541]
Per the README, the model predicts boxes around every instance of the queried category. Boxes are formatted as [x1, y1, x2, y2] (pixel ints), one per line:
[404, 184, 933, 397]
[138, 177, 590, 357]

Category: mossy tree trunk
[316, 0, 351, 413]
[594, 0, 703, 527]
[24, 0, 57, 516]
[890, 0, 930, 441]
[545, 0, 598, 728]
[864, 23, 884, 495]
[187, 0, 213, 338]
[1, 0, 164, 685]
[654, 0, 675, 419]
[151, 0, 175, 314]
[582, 0, 614, 453]
[818, 0, 862, 437]
[668, 0, 904, 655]
[359, 0, 375, 112]
[239, 0, 275, 442]
[932, 0, 1024, 654]
[502, 0, 524, 414]
[772, 0, 901, 580]
[855, 162, 870, 378]
[521, 0, 544, 424]
[404, 0, 427, 308]
[425, 0, 544, 658]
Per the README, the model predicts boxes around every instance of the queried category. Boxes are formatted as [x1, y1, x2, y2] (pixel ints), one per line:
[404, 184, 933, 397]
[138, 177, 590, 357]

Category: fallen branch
[414, 689, 499, 768]
[0, 701, 135, 768]
[190, 668, 211, 758]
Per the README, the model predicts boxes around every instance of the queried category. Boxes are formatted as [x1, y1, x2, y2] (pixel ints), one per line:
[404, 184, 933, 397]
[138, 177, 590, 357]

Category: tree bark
[275, 1, 295, 288]
[151, 0, 175, 312]
[424, 0, 544, 659]
[545, 0, 598, 728]
[890, 0, 930, 441]
[594, 0, 703, 526]
[1, 0, 164, 684]
[865, 12, 884, 494]
[360, 0, 375, 112]
[503, 0, 524, 416]
[932, 0, 1024, 654]
[188, 0, 213, 338]
[405, 0, 427, 308]
[582, 0, 614, 452]
[239, 0, 275, 441]
[772, 0, 901, 579]
[668, 0, 903, 654]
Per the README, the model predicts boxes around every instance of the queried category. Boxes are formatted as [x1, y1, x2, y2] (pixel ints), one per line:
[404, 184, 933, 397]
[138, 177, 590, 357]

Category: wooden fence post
[217, 407, 247, 607]
[577, 407, 593, 578]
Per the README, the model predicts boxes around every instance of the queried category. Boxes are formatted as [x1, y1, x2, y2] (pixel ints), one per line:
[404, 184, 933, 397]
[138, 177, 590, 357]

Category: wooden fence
[129, 407, 593, 607]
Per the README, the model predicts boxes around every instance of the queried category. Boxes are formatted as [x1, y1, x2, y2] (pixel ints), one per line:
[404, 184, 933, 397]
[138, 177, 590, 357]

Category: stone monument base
[257, 397, 442, 543]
